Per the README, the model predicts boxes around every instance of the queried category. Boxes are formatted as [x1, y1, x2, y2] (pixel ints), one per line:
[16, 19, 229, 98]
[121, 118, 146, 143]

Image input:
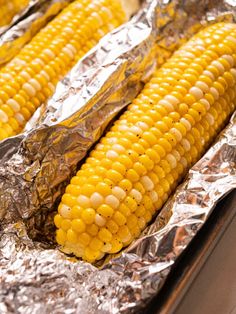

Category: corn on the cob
[0, 0, 126, 140]
[0, 0, 29, 28]
[55, 22, 236, 262]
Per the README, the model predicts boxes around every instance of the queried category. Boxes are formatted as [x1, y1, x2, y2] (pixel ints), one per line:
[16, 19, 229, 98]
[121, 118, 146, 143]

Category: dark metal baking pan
[145, 190, 236, 314]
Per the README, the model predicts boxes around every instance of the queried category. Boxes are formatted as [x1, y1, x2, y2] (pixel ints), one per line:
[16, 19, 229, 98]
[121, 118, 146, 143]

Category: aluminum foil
[0, 0, 73, 65]
[0, 117, 235, 314]
[0, 0, 236, 313]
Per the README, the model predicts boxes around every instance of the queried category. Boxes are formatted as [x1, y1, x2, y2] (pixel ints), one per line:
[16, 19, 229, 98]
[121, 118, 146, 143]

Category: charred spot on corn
[55, 22, 236, 263]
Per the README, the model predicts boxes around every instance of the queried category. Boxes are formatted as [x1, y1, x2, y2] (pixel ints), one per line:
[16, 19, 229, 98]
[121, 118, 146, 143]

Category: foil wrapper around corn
[0, 0, 236, 313]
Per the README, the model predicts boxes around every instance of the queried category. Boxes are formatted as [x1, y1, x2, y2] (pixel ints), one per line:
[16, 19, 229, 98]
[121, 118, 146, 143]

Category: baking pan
[145, 190, 236, 314]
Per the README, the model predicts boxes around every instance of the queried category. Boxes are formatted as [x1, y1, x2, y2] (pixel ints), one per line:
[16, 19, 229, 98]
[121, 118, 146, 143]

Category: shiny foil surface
[0, 0, 73, 65]
[0, 0, 236, 313]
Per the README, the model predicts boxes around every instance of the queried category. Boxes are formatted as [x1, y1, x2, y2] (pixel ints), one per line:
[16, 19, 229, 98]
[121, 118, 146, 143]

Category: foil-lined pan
[0, 0, 236, 313]
[0, 0, 73, 65]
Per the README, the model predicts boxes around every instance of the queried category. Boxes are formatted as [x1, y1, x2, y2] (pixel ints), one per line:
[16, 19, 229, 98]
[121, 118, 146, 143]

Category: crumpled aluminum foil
[0, 115, 235, 314]
[0, 0, 73, 65]
[0, 0, 236, 313]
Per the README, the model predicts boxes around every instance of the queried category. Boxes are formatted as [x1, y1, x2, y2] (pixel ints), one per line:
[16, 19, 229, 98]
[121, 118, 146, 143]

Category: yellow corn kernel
[56, 22, 236, 262]
[87, 224, 99, 236]
[89, 238, 103, 251]
[106, 219, 119, 234]
[81, 208, 96, 224]
[109, 238, 123, 253]
[66, 229, 78, 243]
[56, 229, 67, 245]
[71, 219, 86, 233]
[98, 228, 113, 242]
[54, 214, 63, 228]
[97, 204, 114, 218]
